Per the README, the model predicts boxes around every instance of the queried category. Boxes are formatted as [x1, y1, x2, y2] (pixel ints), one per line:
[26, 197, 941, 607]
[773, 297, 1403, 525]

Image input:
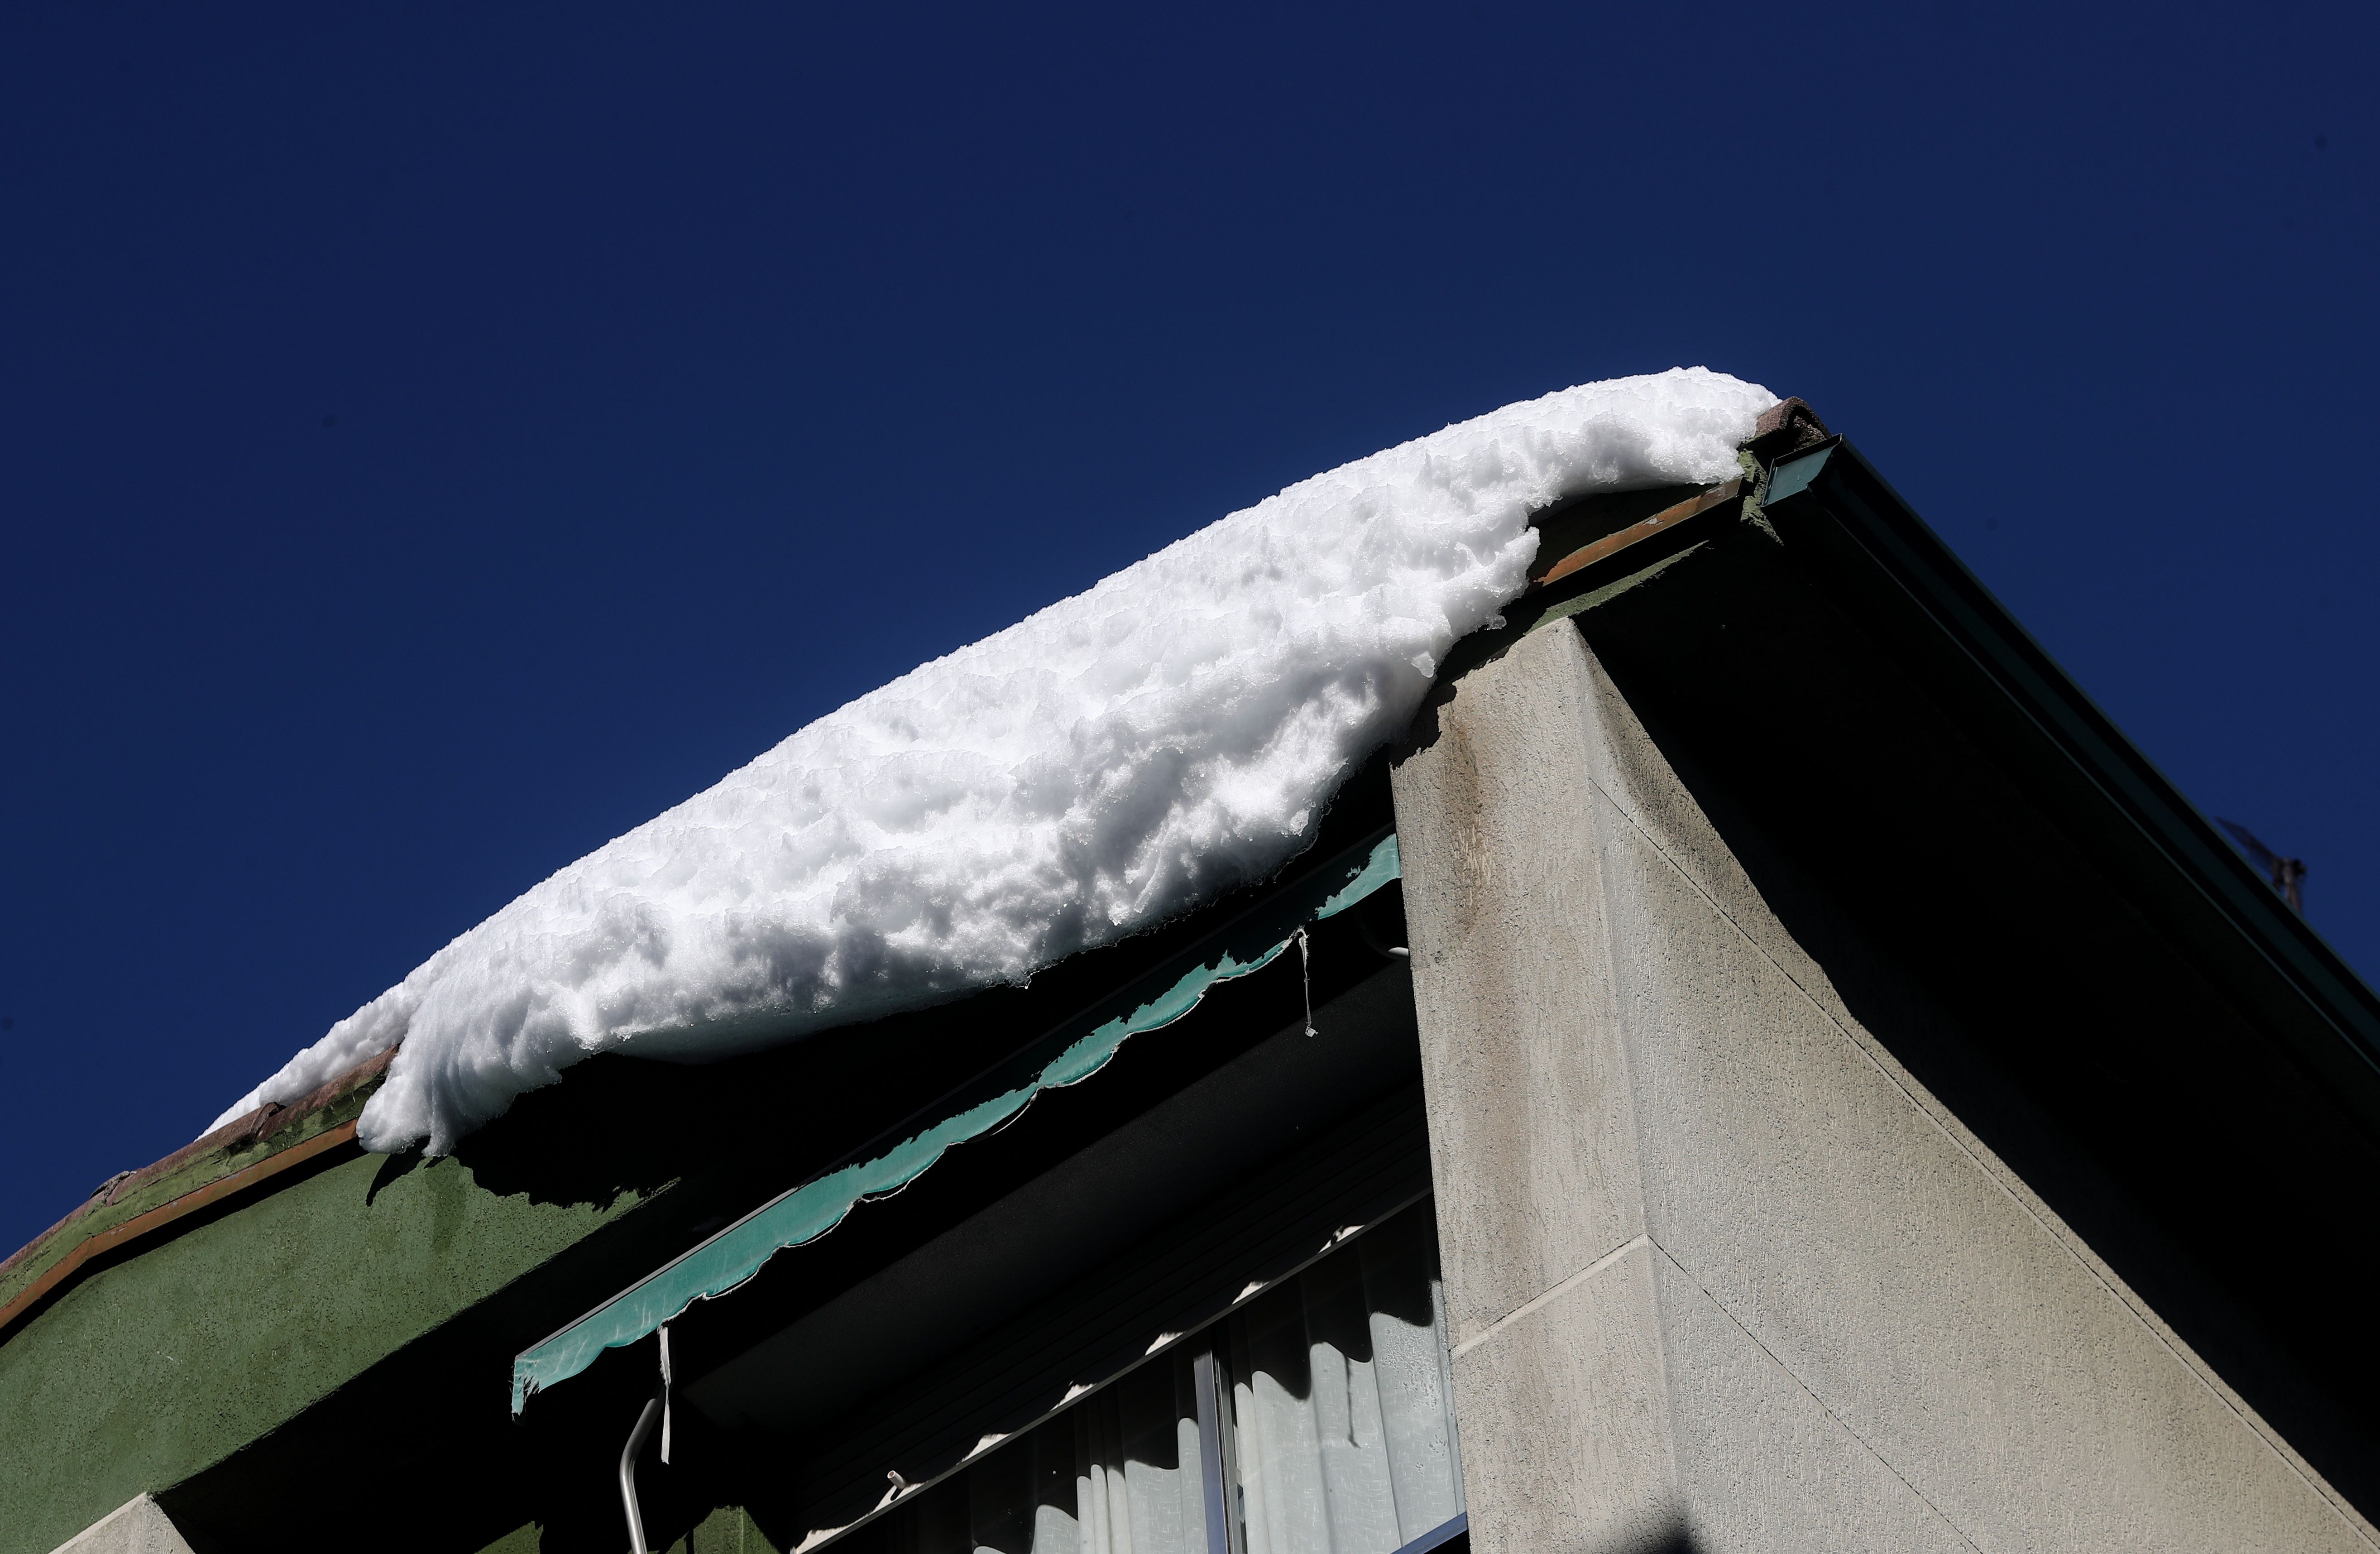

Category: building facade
[9, 412, 2378, 1554]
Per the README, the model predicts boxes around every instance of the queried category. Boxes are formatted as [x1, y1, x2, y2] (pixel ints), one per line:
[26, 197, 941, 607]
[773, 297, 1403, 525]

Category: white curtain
[1224, 1212, 1463, 1554]
[1067, 1359, 1209, 1554]
[851, 1206, 1459, 1554]
[867, 1352, 1209, 1554]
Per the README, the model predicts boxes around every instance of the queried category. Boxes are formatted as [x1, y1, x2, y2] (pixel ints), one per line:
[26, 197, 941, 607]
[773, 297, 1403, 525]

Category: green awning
[511, 830, 1403, 1414]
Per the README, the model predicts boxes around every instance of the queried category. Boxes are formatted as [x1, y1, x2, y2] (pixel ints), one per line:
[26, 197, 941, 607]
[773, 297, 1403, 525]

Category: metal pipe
[619, 1391, 664, 1554]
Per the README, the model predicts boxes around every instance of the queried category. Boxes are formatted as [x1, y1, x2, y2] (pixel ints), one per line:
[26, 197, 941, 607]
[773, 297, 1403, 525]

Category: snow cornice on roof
[208, 369, 1785, 1161]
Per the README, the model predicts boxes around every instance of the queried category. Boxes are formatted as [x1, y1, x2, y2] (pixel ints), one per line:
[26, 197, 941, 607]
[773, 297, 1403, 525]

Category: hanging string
[1297, 926, 1317, 1037]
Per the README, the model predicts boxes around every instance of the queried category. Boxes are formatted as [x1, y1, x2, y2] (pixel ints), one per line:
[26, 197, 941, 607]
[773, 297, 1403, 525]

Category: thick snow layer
[212, 368, 1775, 1154]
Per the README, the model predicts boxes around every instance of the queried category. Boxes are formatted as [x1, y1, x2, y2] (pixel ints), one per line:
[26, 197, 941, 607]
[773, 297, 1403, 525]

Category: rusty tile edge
[1533, 479, 1743, 590]
[0, 1045, 399, 1290]
[1747, 396, 1830, 460]
[0, 1118, 364, 1343]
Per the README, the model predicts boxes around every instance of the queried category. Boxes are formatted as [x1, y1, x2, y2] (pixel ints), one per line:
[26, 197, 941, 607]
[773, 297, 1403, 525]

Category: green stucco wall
[671, 1506, 781, 1554]
[474, 1506, 781, 1554]
[0, 1147, 648, 1554]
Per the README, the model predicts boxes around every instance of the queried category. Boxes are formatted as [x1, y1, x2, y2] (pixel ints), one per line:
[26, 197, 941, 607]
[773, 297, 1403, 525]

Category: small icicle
[1297, 926, 1318, 1037]
[659, 1324, 674, 1466]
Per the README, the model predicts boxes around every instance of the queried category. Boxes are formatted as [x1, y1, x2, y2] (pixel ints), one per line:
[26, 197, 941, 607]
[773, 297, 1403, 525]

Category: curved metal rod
[619, 1391, 664, 1554]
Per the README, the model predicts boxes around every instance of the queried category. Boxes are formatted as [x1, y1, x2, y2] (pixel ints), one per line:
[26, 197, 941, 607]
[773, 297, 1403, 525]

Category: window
[833, 1204, 1464, 1554]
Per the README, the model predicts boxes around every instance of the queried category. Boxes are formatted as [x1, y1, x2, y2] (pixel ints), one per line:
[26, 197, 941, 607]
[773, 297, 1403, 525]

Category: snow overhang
[510, 828, 1403, 1414]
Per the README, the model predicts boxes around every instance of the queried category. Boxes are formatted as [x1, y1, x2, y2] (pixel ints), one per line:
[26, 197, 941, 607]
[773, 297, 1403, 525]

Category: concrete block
[47, 1498, 192, 1554]
[1391, 625, 1647, 1343]
[1646, 1242, 1970, 1554]
[1445, 1238, 1681, 1554]
[1390, 621, 2376, 1554]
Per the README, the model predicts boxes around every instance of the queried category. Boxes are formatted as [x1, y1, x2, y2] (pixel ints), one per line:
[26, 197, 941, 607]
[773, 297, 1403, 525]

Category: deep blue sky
[4, 4, 2374, 1257]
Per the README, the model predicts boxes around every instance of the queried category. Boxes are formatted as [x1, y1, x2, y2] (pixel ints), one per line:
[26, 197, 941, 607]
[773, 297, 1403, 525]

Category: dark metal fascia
[1761, 438, 2380, 1111]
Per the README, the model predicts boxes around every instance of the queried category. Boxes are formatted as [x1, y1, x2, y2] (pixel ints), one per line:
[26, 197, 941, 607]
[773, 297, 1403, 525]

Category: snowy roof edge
[204, 369, 1781, 1160]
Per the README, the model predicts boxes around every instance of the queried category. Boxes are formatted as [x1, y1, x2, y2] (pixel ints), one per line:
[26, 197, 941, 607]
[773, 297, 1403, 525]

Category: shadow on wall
[1613, 1521, 1700, 1554]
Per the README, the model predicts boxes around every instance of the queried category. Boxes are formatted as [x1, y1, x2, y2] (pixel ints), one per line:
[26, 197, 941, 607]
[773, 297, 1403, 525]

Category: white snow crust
[212, 368, 1777, 1154]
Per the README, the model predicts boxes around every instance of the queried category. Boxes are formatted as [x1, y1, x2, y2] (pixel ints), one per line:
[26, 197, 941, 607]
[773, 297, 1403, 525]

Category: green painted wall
[674, 1507, 782, 1554]
[0, 1147, 650, 1554]
[474, 1524, 546, 1554]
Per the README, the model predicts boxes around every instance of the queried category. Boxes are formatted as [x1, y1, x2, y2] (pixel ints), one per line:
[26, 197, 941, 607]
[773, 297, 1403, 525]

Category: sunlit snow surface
[213, 368, 1777, 1153]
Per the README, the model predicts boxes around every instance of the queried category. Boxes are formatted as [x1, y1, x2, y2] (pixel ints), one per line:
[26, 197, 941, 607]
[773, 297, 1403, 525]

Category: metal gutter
[1760, 437, 2380, 1114]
